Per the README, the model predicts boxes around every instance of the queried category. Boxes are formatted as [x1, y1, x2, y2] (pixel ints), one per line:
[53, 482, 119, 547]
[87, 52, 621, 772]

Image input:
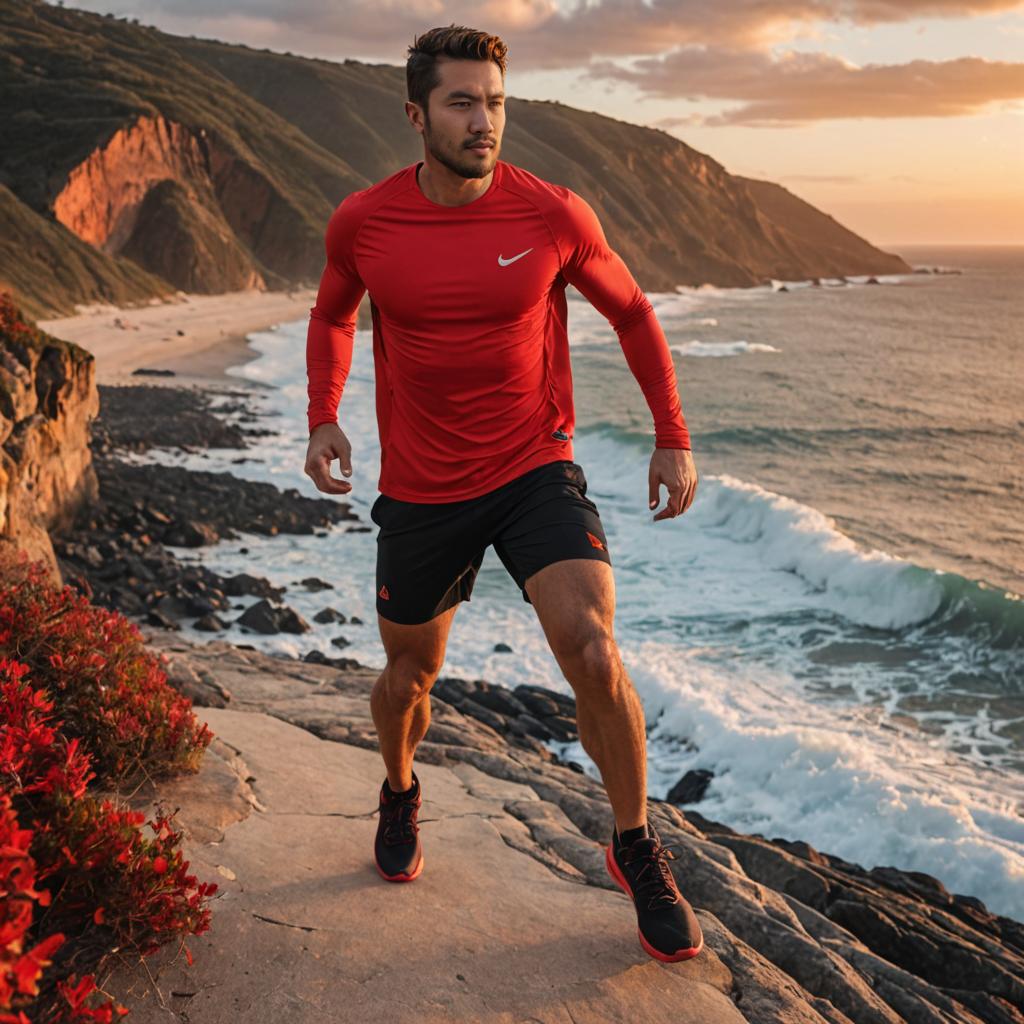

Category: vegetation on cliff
[2, 0, 909, 318]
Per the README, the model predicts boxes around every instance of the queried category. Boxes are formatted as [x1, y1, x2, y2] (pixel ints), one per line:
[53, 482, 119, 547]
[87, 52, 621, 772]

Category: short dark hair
[406, 25, 508, 113]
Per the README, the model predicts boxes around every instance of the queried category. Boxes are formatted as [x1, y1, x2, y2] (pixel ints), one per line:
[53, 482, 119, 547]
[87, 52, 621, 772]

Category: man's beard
[423, 113, 493, 181]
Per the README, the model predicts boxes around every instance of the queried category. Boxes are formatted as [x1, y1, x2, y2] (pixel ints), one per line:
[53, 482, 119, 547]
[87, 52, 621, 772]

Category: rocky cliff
[0, 293, 99, 582]
[51, 114, 265, 294]
[1, 0, 910, 319]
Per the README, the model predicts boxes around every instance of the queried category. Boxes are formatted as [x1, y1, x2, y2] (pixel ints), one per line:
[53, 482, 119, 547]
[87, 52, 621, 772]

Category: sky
[57, 1, 1024, 246]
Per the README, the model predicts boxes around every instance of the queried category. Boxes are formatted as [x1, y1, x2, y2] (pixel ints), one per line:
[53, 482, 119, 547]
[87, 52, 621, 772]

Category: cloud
[66, 0, 1024, 65]
[532, 0, 1024, 63]
[60, 0, 1024, 124]
[587, 48, 1024, 124]
[649, 113, 706, 129]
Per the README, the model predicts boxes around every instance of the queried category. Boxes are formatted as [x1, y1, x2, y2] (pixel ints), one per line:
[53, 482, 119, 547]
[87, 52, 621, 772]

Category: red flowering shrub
[0, 291, 37, 346]
[0, 556, 212, 790]
[0, 552, 221, 1021]
[0, 789, 67, 1021]
[1, 657, 219, 1021]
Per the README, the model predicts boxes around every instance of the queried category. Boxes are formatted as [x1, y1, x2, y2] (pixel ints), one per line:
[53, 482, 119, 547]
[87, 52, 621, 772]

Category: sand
[37, 288, 318, 387]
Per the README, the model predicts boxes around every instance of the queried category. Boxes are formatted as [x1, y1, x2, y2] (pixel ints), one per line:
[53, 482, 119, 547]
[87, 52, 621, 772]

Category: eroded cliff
[0, 293, 99, 583]
[53, 115, 267, 293]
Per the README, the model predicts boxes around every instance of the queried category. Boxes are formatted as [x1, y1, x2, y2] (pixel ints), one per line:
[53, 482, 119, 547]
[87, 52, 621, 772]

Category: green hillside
[0, 0, 911, 317]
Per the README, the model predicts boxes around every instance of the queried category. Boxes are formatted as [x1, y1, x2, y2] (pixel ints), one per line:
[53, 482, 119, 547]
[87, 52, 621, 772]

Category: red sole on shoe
[375, 851, 424, 883]
[604, 843, 704, 963]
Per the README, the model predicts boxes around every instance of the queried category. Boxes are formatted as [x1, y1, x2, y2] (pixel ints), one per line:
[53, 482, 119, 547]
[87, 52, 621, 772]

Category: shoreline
[49, 286, 1023, 919]
[38, 287, 317, 387]
[46, 347, 1024, 1020]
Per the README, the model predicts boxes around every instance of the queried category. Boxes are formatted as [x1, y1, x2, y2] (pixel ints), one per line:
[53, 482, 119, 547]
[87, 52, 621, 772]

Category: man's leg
[371, 604, 460, 792]
[524, 558, 647, 834]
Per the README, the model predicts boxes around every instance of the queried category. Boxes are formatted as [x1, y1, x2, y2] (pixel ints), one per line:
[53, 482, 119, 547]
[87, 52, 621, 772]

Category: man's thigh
[490, 459, 613, 609]
[371, 492, 487, 626]
[523, 557, 616, 670]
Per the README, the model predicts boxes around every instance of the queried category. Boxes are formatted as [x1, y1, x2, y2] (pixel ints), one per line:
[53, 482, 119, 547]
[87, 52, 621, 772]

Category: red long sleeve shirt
[306, 158, 691, 502]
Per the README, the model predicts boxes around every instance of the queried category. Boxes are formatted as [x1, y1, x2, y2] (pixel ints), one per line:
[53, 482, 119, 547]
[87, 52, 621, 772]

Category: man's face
[413, 57, 505, 180]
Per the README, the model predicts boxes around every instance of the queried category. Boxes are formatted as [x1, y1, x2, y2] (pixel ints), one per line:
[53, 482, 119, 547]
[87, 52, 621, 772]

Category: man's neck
[416, 161, 495, 208]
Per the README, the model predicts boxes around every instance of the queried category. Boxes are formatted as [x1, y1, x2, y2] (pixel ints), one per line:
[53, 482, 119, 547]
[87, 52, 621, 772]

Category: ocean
[138, 243, 1024, 918]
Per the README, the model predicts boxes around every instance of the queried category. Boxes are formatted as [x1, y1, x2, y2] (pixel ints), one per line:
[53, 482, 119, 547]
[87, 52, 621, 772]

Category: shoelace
[622, 837, 684, 910]
[382, 793, 420, 846]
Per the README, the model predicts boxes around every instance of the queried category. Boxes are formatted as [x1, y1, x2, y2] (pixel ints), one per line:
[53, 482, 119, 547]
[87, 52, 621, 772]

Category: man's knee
[383, 652, 443, 707]
[557, 630, 623, 699]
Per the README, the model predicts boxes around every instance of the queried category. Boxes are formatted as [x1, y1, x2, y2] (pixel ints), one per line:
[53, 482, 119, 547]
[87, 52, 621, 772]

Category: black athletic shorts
[370, 459, 612, 625]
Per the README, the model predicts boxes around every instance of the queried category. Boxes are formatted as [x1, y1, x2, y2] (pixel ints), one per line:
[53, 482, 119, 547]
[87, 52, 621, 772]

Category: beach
[37, 287, 318, 386]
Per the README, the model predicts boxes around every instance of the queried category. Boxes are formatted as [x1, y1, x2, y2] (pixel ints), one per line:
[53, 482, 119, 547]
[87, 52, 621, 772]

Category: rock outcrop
[51, 113, 291, 294]
[99, 633, 1024, 1024]
[0, 183, 173, 322]
[0, 294, 98, 582]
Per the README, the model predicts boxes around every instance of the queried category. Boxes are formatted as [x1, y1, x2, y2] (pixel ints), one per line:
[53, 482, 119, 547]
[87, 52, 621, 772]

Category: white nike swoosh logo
[498, 248, 533, 267]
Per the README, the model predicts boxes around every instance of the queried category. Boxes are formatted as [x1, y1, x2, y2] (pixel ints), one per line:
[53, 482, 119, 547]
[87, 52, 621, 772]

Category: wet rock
[167, 519, 220, 546]
[668, 768, 715, 804]
[299, 576, 334, 591]
[146, 608, 180, 630]
[186, 594, 218, 617]
[302, 649, 362, 670]
[509, 712, 555, 742]
[195, 613, 228, 632]
[544, 714, 579, 742]
[514, 684, 577, 719]
[92, 384, 249, 454]
[154, 592, 191, 620]
[223, 573, 284, 600]
[458, 698, 508, 735]
[466, 681, 530, 719]
[237, 599, 310, 635]
[314, 607, 346, 624]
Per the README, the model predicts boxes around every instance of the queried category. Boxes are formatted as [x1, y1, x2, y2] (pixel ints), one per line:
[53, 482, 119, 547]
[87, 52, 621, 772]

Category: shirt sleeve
[559, 189, 691, 450]
[306, 196, 367, 435]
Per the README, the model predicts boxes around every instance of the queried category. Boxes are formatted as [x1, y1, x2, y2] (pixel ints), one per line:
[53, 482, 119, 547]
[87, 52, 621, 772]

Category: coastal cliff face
[53, 114, 267, 294]
[0, 294, 99, 583]
[53, 115, 207, 252]
[1, 0, 911, 319]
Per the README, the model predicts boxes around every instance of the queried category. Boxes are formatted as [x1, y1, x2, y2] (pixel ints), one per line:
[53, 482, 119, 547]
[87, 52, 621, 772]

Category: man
[303, 25, 701, 963]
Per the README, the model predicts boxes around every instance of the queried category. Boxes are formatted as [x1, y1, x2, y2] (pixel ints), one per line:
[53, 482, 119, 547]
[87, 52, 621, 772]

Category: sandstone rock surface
[98, 635, 1024, 1024]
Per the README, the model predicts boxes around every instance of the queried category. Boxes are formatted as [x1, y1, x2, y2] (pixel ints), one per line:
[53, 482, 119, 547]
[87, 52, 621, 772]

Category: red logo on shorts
[379, 584, 390, 600]
[585, 530, 605, 551]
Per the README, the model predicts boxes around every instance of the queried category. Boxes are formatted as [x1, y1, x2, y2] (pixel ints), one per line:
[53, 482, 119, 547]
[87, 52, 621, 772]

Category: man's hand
[305, 423, 353, 495]
[649, 448, 698, 520]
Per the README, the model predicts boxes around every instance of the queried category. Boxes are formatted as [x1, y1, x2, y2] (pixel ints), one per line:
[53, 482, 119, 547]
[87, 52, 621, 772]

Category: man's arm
[558, 190, 691, 450]
[306, 196, 367, 436]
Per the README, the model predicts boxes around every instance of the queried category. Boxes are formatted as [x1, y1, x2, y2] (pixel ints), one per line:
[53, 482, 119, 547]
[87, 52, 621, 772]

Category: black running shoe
[374, 770, 423, 882]
[605, 821, 704, 962]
